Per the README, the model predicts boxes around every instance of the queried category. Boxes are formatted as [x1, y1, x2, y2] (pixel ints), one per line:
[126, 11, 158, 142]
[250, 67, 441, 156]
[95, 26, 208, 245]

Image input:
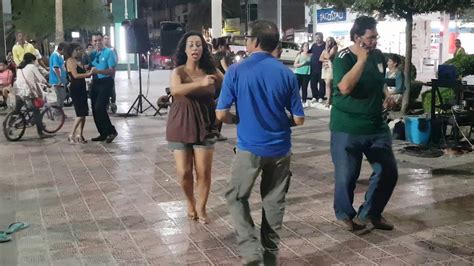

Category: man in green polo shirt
[331, 16, 397, 231]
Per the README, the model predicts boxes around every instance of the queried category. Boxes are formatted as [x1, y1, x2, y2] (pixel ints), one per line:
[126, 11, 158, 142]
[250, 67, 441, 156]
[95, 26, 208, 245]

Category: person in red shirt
[0, 59, 14, 108]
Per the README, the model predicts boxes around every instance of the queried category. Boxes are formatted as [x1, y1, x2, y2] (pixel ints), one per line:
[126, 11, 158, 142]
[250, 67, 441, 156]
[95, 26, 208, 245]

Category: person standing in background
[12, 31, 36, 66]
[211, 37, 232, 141]
[49, 42, 67, 109]
[454, 39, 466, 57]
[309, 32, 326, 105]
[320, 37, 338, 107]
[29, 40, 49, 77]
[293, 42, 311, 108]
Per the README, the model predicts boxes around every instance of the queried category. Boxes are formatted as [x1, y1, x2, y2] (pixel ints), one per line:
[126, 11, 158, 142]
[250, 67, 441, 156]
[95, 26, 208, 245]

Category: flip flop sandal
[6, 222, 29, 234]
[0, 231, 11, 243]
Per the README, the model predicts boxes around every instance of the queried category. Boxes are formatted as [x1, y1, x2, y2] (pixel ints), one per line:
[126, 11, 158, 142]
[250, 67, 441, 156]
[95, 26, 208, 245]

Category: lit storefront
[311, 6, 474, 68]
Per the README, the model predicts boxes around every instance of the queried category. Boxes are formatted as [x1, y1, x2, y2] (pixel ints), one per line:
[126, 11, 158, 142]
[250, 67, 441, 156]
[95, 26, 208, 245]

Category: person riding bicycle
[14, 53, 50, 138]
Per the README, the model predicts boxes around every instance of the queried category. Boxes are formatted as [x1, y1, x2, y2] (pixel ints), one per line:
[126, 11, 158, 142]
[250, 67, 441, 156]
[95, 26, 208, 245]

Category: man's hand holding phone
[352, 38, 369, 63]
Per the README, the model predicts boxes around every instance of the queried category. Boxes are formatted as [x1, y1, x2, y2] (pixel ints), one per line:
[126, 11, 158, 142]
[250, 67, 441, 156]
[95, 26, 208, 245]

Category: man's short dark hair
[92, 32, 103, 38]
[248, 20, 280, 53]
[350, 16, 377, 42]
[57, 42, 67, 51]
[315, 32, 323, 39]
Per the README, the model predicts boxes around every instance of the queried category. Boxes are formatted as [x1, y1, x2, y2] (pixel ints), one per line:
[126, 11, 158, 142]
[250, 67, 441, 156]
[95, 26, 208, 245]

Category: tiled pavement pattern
[1, 73, 474, 265]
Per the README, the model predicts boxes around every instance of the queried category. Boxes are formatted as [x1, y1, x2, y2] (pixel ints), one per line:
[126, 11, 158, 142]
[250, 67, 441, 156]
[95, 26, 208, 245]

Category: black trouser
[310, 71, 326, 100]
[28, 100, 43, 135]
[110, 84, 116, 104]
[91, 78, 116, 137]
[296, 74, 311, 102]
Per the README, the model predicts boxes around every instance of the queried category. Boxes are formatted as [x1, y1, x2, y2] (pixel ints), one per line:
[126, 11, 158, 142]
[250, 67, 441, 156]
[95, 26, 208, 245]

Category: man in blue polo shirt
[90, 32, 118, 143]
[49, 42, 67, 108]
[216, 20, 304, 266]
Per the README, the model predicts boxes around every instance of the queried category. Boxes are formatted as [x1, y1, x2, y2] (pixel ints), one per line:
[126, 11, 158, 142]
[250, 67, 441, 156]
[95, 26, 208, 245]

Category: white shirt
[15, 64, 47, 97]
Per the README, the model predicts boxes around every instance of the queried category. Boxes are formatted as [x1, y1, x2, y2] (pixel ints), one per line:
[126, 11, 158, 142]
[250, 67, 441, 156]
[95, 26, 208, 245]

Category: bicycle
[3, 92, 65, 141]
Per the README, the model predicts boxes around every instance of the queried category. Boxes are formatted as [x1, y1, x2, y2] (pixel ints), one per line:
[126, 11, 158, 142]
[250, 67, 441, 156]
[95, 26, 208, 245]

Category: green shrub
[443, 54, 474, 78]
[421, 88, 456, 114]
[383, 53, 417, 80]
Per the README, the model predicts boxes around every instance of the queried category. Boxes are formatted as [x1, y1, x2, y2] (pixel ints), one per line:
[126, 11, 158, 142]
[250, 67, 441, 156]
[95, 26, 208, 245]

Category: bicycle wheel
[41, 106, 65, 133]
[3, 111, 26, 141]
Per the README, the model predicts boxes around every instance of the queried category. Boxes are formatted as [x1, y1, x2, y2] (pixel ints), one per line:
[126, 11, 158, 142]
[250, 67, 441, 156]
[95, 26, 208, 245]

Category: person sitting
[385, 54, 405, 106]
[0, 59, 14, 108]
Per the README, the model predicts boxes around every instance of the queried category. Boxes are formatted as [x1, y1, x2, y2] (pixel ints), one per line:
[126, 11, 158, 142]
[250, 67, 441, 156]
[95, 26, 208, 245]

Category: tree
[307, 0, 473, 114]
[12, 0, 111, 41]
[56, 0, 64, 43]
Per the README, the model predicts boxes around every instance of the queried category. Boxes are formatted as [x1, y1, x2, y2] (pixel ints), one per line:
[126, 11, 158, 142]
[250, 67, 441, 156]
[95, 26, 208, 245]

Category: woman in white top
[15, 52, 49, 137]
[319, 37, 338, 107]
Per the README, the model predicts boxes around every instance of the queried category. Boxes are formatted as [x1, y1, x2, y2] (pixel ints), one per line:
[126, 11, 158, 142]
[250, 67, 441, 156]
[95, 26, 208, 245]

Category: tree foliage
[12, 0, 112, 40]
[307, 0, 472, 18]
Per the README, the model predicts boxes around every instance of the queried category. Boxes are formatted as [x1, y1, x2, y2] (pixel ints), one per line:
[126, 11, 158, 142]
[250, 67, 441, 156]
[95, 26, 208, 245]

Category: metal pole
[124, 0, 131, 80]
[277, 0, 282, 35]
[211, 0, 222, 38]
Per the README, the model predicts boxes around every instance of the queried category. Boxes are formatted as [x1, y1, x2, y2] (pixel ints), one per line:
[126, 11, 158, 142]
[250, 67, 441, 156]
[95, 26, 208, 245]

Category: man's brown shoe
[370, 217, 394, 230]
[341, 218, 366, 231]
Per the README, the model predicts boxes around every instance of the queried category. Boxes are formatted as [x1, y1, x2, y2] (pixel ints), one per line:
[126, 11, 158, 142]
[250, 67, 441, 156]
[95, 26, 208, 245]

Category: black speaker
[160, 22, 185, 56]
[123, 18, 150, 54]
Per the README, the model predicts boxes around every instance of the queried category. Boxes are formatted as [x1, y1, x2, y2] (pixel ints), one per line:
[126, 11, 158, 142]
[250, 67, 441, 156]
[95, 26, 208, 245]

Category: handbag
[33, 97, 44, 108]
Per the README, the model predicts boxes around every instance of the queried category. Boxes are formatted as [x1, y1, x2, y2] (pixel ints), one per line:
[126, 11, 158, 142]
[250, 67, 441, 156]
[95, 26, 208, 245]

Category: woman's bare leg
[193, 147, 214, 223]
[174, 149, 197, 219]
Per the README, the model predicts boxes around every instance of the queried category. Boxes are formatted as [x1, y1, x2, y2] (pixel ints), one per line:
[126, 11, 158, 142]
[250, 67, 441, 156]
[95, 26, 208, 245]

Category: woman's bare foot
[196, 209, 208, 224]
[187, 203, 198, 220]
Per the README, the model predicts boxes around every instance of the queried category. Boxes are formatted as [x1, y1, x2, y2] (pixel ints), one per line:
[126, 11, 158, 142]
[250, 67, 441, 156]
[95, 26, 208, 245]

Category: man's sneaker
[341, 218, 366, 231]
[91, 136, 106, 141]
[38, 133, 53, 139]
[370, 217, 394, 231]
[106, 132, 118, 143]
[311, 98, 318, 104]
[318, 98, 323, 103]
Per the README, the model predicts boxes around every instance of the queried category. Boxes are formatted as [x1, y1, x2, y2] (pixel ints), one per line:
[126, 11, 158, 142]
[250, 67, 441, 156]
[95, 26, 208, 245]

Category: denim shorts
[168, 136, 217, 150]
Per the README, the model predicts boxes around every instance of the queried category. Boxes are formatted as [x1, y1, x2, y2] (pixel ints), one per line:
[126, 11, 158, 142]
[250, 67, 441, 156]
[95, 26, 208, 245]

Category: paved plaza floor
[0, 70, 474, 265]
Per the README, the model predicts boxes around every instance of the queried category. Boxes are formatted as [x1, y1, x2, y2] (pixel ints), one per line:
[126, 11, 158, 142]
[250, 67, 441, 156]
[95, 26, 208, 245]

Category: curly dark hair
[175, 32, 216, 74]
[64, 42, 81, 61]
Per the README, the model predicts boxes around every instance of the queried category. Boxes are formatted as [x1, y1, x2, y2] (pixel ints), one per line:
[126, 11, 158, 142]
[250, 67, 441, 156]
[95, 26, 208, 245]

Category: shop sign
[316, 8, 346, 24]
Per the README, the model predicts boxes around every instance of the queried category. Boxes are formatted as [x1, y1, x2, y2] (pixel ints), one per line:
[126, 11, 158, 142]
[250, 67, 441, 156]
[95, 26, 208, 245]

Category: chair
[430, 79, 474, 146]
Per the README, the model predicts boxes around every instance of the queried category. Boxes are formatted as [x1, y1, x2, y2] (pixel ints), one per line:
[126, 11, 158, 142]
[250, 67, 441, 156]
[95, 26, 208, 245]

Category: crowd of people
[0, 31, 118, 143]
[166, 17, 400, 265]
[0, 16, 406, 266]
